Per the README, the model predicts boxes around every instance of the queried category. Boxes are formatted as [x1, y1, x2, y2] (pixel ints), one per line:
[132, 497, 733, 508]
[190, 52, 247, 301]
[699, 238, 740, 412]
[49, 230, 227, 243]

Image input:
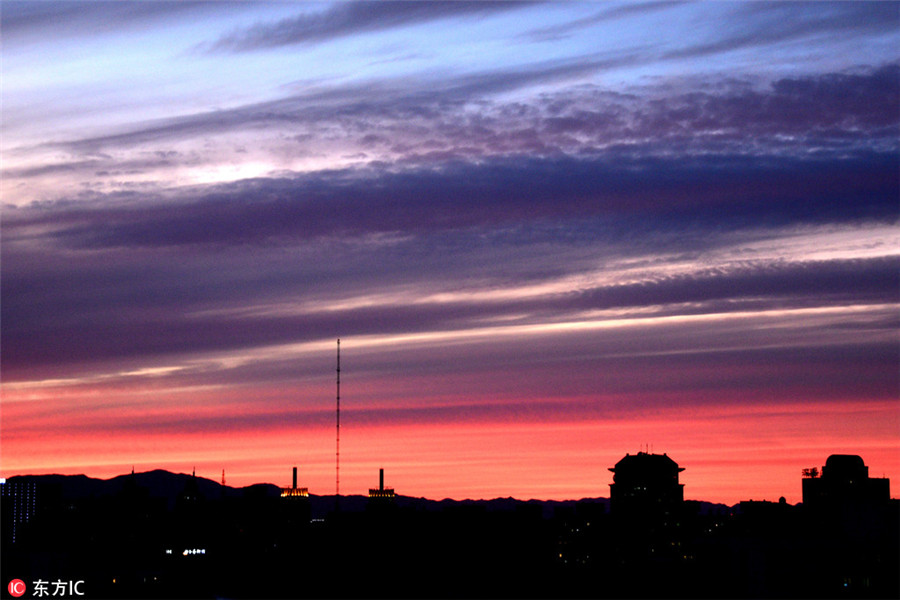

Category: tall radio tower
[336, 338, 341, 502]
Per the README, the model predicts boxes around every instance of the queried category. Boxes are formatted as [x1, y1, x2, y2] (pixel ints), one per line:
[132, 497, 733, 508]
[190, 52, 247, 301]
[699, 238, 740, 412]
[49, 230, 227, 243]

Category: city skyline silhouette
[3, 449, 894, 505]
[3, 450, 897, 598]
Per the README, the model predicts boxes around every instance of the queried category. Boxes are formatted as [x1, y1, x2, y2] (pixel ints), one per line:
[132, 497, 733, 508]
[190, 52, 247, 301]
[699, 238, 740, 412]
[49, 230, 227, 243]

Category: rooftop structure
[368, 468, 395, 499]
[281, 466, 309, 498]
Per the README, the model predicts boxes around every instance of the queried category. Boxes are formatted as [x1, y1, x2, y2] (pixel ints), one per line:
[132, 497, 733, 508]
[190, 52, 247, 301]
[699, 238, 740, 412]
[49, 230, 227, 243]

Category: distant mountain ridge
[4, 469, 732, 516]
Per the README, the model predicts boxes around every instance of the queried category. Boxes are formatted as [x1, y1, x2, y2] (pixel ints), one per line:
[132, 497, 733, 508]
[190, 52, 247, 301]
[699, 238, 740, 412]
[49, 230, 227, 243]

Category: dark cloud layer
[4, 66, 898, 378]
[3, 196, 897, 378]
[3, 58, 897, 385]
[6, 150, 896, 251]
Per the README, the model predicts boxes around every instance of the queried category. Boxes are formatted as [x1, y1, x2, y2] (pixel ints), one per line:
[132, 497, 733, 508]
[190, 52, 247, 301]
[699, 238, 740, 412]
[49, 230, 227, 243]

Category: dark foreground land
[2, 471, 898, 599]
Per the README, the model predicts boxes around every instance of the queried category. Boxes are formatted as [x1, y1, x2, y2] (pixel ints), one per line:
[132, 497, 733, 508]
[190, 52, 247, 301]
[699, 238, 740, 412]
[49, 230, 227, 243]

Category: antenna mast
[336, 338, 341, 501]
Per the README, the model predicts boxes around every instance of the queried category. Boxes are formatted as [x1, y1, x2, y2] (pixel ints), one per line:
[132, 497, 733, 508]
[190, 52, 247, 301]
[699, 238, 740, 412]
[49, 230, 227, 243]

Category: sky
[1, 1, 898, 505]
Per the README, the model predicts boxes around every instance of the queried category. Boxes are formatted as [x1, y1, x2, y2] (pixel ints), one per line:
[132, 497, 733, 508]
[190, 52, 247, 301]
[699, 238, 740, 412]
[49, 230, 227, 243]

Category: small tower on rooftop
[368, 468, 395, 500]
[281, 466, 309, 498]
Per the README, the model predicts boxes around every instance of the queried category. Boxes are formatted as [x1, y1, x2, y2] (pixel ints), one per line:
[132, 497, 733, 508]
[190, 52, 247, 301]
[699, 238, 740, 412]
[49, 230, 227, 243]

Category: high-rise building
[608, 451, 684, 515]
[1, 478, 37, 544]
[802, 454, 890, 509]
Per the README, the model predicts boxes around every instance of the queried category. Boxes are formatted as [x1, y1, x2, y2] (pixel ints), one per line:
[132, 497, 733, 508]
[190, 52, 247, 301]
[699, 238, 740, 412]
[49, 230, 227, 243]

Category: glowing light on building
[281, 466, 309, 498]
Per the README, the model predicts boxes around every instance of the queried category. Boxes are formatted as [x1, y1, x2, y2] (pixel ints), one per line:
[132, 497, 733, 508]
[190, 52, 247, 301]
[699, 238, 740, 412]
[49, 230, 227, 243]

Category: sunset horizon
[4, 445, 895, 507]
[3, 339, 896, 506]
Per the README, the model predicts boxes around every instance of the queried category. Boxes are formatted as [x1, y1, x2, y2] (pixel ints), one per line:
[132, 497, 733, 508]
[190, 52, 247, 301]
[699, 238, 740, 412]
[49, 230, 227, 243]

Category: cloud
[204, 1, 534, 53]
[5, 63, 895, 203]
[525, 1, 898, 50]
[665, 1, 900, 61]
[3, 192, 897, 379]
[29, 53, 625, 157]
[0, 0, 223, 43]
[523, 1, 686, 43]
[5, 150, 896, 253]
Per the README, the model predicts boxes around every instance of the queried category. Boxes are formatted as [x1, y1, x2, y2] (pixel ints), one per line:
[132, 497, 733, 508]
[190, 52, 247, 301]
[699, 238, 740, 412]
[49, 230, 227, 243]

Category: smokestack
[293, 467, 297, 490]
[380, 468, 384, 491]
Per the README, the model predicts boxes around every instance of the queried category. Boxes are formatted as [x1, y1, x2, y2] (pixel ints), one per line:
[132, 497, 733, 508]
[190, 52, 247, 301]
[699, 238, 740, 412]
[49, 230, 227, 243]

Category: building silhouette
[608, 451, 684, 515]
[0, 478, 37, 545]
[802, 453, 890, 509]
[281, 466, 309, 498]
[368, 468, 395, 500]
[798, 454, 896, 596]
[801, 453, 893, 551]
[2, 453, 896, 599]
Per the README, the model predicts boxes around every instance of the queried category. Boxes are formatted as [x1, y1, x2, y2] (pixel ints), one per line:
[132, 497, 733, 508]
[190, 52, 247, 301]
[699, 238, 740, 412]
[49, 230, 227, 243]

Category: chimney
[379, 468, 384, 491]
[293, 467, 297, 490]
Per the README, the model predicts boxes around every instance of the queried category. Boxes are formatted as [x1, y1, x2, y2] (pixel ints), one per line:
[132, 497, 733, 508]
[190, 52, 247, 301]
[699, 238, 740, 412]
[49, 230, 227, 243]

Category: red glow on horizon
[2, 384, 897, 505]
